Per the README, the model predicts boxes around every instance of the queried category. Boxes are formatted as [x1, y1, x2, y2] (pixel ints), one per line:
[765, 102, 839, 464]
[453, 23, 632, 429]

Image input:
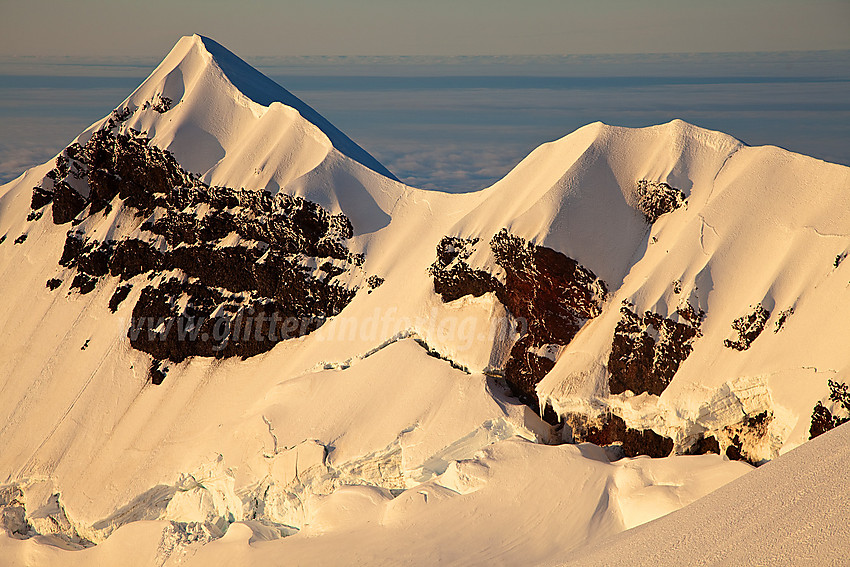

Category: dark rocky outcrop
[109, 284, 132, 312]
[810, 379, 850, 439]
[428, 229, 710, 459]
[634, 180, 686, 223]
[127, 278, 328, 362]
[608, 302, 703, 396]
[51, 181, 88, 225]
[70, 273, 98, 294]
[31, 186, 54, 210]
[491, 230, 607, 409]
[430, 230, 607, 412]
[810, 402, 835, 439]
[774, 307, 794, 333]
[76, 240, 116, 279]
[566, 412, 674, 459]
[33, 120, 365, 382]
[141, 95, 173, 114]
[684, 434, 721, 455]
[152, 95, 172, 113]
[429, 236, 500, 302]
[58, 237, 116, 294]
[59, 232, 85, 267]
[724, 304, 770, 351]
[149, 361, 168, 385]
[366, 275, 384, 292]
[108, 239, 164, 280]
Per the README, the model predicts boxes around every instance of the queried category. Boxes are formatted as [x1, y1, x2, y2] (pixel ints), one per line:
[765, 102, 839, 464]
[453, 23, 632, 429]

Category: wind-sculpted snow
[558, 422, 850, 567]
[194, 36, 398, 182]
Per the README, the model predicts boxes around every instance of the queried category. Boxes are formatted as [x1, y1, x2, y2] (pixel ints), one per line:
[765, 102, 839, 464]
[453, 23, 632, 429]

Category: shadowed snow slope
[192, 36, 398, 183]
[0, 34, 848, 566]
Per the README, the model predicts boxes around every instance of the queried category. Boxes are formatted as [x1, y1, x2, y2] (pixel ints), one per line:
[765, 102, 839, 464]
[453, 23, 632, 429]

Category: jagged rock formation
[774, 307, 794, 333]
[141, 94, 173, 114]
[810, 379, 850, 439]
[810, 403, 843, 439]
[431, 229, 607, 411]
[565, 412, 674, 459]
[429, 229, 712, 459]
[108, 283, 132, 312]
[366, 275, 385, 292]
[492, 230, 608, 410]
[430, 236, 500, 302]
[608, 302, 703, 396]
[3, 35, 850, 564]
[724, 304, 770, 351]
[634, 179, 686, 223]
[30, 119, 364, 379]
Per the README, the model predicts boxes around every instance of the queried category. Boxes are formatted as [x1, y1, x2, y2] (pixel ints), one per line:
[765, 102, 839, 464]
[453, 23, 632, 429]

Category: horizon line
[1, 48, 849, 63]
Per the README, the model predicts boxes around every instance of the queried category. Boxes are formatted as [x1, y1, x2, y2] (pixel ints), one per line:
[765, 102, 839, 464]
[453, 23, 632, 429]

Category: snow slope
[0, 35, 848, 565]
[557, 422, 850, 567]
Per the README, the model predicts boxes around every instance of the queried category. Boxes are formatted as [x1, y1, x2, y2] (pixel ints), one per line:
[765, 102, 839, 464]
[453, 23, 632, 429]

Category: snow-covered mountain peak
[445, 118, 745, 289]
[55, 34, 401, 234]
[133, 34, 397, 181]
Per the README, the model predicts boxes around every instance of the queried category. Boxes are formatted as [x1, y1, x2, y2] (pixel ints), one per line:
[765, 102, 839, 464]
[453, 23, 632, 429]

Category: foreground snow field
[4, 423, 845, 566]
[558, 421, 850, 567]
[0, 35, 847, 565]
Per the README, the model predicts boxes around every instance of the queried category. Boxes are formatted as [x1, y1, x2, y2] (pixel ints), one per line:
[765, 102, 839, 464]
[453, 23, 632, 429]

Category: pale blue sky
[1, 0, 849, 57]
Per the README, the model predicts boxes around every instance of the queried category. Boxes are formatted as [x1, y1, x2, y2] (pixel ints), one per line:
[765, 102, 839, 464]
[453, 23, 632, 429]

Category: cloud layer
[1, 52, 848, 189]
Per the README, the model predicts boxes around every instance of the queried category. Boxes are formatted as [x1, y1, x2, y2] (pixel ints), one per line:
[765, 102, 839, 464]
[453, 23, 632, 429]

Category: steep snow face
[191, 37, 398, 183]
[0, 34, 849, 566]
[535, 140, 850, 461]
[449, 119, 743, 289]
[72, 34, 401, 234]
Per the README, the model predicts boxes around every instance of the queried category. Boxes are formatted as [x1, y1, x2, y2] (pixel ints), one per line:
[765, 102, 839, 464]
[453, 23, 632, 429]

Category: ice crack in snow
[698, 214, 719, 254]
[262, 415, 280, 456]
[803, 225, 847, 238]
